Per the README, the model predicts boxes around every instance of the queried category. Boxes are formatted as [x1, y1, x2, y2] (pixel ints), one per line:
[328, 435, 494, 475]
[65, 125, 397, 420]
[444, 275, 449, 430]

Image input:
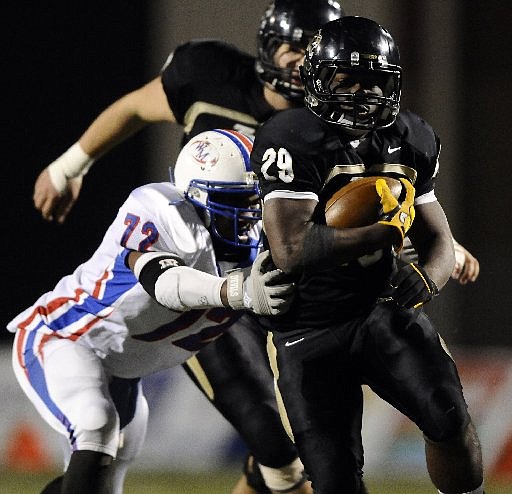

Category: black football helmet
[256, 0, 345, 101]
[301, 16, 402, 131]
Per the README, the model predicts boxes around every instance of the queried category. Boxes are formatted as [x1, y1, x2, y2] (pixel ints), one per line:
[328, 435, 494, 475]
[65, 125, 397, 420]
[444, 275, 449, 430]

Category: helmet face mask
[187, 181, 262, 250]
[256, 0, 345, 101]
[173, 130, 261, 251]
[302, 17, 402, 131]
[257, 42, 306, 101]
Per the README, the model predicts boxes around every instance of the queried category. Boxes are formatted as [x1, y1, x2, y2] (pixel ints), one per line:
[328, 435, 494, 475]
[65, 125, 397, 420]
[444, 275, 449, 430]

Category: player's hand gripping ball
[325, 176, 403, 229]
[376, 177, 415, 251]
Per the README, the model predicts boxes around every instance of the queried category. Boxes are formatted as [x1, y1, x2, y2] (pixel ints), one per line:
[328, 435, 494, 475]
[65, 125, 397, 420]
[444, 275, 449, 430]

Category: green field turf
[1, 470, 510, 494]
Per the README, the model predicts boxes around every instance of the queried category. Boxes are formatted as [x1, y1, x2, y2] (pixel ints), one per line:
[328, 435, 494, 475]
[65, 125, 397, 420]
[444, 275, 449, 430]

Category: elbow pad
[134, 252, 224, 311]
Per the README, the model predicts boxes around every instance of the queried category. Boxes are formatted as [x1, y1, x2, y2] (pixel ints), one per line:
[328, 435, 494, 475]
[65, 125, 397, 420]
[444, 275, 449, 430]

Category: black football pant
[183, 313, 299, 468]
[269, 303, 471, 494]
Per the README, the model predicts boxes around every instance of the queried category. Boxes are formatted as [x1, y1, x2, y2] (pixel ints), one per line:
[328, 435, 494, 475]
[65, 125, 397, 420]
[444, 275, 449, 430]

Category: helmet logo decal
[189, 140, 219, 172]
[307, 33, 322, 58]
[351, 51, 360, 65]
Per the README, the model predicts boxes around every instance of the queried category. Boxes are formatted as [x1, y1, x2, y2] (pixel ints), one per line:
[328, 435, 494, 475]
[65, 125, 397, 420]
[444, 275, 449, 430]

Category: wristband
[226, 269, 246, 309]
[47, 142, 95, 194]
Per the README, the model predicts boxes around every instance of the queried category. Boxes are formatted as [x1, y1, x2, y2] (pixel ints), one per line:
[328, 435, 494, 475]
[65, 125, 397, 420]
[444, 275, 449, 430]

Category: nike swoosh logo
[285, 337, 305, 347]
[387, 145, 401, 154]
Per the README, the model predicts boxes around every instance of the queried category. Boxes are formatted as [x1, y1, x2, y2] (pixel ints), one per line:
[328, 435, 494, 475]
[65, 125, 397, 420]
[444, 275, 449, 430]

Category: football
[325, 176, 403, 228]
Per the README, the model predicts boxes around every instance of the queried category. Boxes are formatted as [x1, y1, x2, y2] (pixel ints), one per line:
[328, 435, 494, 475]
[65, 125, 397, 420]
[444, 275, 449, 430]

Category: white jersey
[8, 182, 248, 378]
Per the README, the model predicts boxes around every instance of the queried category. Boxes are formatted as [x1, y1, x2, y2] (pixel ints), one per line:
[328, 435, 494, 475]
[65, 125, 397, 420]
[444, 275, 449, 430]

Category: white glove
[226, 250, 295, 316]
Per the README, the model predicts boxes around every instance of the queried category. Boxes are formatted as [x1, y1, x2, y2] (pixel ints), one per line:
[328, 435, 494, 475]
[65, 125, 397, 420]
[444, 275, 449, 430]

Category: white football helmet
[173, 129, 261, 250]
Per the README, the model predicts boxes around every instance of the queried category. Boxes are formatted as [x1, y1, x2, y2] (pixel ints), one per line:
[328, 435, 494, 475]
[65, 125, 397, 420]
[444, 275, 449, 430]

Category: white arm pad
[47, 142, 95, 194]
[154, 266, 224, 311]
[133, 251, 225, 311]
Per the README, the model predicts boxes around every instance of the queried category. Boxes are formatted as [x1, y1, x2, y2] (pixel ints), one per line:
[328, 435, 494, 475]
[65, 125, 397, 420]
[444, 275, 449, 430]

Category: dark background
[3, 1, 512, 348]
[4, 3, 149, 336]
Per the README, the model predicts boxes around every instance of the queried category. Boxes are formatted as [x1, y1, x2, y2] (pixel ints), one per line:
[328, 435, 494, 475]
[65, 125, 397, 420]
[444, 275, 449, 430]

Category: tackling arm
[126, 250, 295, 316]
[33, 76, 175, 223]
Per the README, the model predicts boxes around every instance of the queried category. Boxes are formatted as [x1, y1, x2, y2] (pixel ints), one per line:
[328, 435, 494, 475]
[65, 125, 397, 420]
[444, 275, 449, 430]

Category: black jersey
[251, 107, 440, 330]
[161, 40, 276, 142]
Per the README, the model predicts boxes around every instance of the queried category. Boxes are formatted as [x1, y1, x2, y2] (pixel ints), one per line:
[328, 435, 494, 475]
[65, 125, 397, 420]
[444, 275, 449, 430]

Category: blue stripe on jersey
[214, 129, 253, 171]
[22, 331, 77, 446]
[47, 250, 138, 332]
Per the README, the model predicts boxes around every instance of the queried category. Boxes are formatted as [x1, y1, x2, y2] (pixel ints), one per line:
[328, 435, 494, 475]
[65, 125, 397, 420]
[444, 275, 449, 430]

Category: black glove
[386, 263, 439, 309]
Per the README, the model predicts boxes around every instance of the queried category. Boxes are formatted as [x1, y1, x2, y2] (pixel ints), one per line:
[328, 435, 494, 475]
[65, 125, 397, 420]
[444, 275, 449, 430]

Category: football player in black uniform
[31, 2, 345, 494]
[251, 16, 485, 494]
